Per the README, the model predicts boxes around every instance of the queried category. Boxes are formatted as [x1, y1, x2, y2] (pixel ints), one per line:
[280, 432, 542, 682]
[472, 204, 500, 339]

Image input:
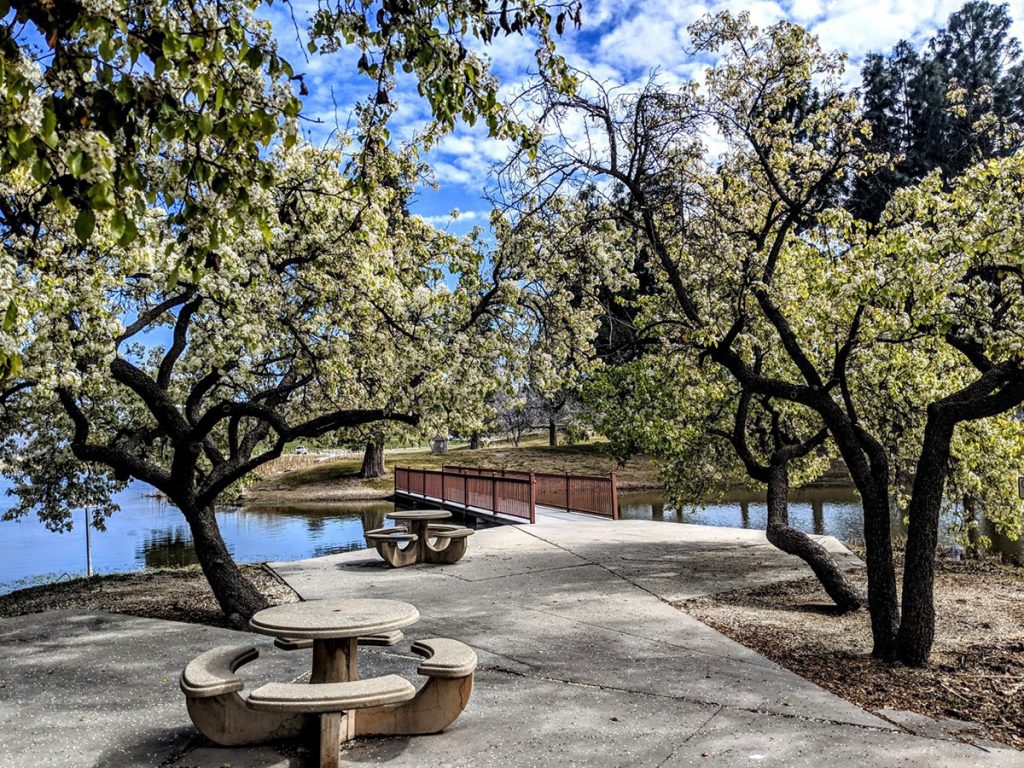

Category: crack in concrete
[654, 707, 726, 768]
[477, 664, 903, 736]
[517, 527, 724, 612]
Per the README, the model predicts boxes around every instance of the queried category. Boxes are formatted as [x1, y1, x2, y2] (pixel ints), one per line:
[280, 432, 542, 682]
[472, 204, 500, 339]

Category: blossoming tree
[505, 13, 1024, 664]
[0, 0, 581, 378]
[0, 141, 517, 624]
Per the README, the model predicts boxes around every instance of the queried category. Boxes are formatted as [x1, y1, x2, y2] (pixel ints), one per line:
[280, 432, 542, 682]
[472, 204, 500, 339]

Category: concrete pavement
[1, 520, 1020, 767]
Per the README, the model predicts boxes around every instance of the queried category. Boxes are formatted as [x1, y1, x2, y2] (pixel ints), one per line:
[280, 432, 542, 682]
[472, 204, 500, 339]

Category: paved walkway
[1, 521, 1021, 767]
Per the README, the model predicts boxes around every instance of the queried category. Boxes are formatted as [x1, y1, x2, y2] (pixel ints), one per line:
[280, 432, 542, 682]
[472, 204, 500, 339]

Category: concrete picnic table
[366, 509, 475, 567]
[248, 598, 420, 683]
[180, 597, 477, 768]
[387, 509, 451, 562]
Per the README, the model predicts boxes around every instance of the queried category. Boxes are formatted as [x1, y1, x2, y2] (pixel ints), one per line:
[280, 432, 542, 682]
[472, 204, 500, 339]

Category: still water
[0, 478, 396, 594]
[619, 486, 1024, 565]
[2, 479, 1020, 594]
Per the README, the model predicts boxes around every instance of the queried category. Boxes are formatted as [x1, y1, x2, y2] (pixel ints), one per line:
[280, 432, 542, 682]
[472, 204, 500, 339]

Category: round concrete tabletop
[387, 509, 452, 521]
[248, 599, 419, 640]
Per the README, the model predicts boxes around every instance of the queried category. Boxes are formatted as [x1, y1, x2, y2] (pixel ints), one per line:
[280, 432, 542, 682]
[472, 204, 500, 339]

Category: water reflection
[142, 529, 198, 568]
[619, 486, 867, 542]
[137, 500, 396, 570]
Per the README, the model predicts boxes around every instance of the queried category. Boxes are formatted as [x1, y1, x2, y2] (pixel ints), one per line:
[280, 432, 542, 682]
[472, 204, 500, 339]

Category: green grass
[262, 435, 661, 493]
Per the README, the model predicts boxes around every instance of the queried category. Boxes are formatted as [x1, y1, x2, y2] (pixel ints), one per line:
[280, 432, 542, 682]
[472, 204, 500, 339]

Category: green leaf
[31, 156, 51, 184]
[41, 108, 58, 147]
[88, 180, 116, 210]
[68, 151, 94, 179]
[3, 300, 16, 332]
[118, 217, 138, 248]
[245, 47, 264, 68]
[75, 208, 96, 243]
[110, 209, 126, 240]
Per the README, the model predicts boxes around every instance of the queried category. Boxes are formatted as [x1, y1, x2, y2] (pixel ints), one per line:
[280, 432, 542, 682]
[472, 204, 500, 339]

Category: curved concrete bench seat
[423, 525, 474, 564]
[250, 675, 417, 766]
[426, 524, 474, 540]
[248, 674, 416, 713]
[179, 645, 305, 747]
[355, 637, 477, 738]
[180, 645, 257, 697]
[364, 526, 416, 542]
[365, 526, 419, 568]
[412, 637, 478, 678]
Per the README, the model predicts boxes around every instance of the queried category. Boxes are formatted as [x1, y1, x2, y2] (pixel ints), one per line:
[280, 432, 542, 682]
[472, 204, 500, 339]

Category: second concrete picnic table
[365, 510, 474, 567]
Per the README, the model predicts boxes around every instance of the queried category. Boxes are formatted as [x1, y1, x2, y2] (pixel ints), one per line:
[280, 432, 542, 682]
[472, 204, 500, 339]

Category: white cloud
[265, 0, 1024, 224]
[416, 210, 489, 226]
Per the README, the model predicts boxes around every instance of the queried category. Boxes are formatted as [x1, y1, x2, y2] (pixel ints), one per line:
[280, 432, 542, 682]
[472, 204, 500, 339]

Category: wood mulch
[681, 557, 1024, 749]
[0, 564, 298, 628]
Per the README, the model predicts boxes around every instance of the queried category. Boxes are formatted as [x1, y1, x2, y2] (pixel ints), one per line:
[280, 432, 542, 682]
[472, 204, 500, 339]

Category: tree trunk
[469, 431, 481, 450]
[185, 505, 268, 627]
[766, 461, 863, 613]
[964, 494, 982, 559]
[548, 417, 558, 447]
[895, 416, 955, 666]
[359, 435, 386, 479]
[825, 410, 900, 658]
[857, 483, 901, 658]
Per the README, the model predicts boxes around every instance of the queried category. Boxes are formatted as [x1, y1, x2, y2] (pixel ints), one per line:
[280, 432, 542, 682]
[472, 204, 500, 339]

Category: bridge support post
[530, 472, 537, 524]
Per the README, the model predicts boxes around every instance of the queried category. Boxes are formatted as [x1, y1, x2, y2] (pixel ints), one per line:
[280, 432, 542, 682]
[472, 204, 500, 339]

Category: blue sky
[260, 0, 1024, 237]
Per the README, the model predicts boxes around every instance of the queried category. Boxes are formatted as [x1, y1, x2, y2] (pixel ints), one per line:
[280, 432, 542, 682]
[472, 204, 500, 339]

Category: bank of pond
[0, 479, 1020, 594]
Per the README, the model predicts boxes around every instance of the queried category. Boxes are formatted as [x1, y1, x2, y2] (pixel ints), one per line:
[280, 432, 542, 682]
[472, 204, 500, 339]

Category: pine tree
[850, 1, 1023, 221]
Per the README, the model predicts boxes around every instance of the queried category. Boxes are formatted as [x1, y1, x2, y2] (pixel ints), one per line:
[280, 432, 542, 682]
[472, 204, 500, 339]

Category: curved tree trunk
[858, 486, 901, 658]
[469, 432, 482, 450]
[185, 505, 269, 627]
[360, 435, 386, 479]
[895, 417, 955, 666]
[824, 410, 900, 658]
[548, 417, 558, 447]
[767, 461, 863, 613]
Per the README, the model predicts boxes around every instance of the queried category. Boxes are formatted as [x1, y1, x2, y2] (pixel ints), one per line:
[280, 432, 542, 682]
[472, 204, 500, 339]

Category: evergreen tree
[850, 1, 1023, 221]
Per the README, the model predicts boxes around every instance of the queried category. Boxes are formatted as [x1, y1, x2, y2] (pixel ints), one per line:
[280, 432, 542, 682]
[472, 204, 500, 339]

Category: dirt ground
[682, 557, 1024, 749]
[0, 565, 298, 628]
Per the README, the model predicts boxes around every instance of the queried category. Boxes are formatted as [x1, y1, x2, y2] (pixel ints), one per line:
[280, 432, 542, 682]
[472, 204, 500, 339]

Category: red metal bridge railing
[441, 465, 619, 520]
[393, 467, 536, 523]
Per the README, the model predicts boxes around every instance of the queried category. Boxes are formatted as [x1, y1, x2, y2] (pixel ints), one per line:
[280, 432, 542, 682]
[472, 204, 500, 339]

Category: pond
[1, 479, 1020, 594]
[619, 487, 1024, 565]
[0, 478, 397, 594]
